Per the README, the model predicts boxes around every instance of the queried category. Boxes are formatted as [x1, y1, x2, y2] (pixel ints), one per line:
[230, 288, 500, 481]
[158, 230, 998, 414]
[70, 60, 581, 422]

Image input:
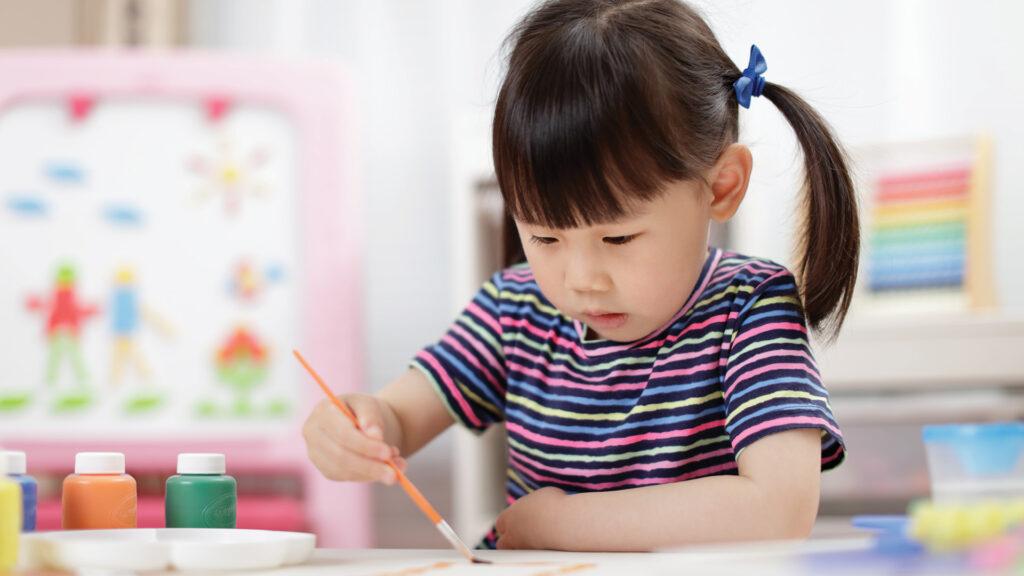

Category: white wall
[188, 0, 1024, 430]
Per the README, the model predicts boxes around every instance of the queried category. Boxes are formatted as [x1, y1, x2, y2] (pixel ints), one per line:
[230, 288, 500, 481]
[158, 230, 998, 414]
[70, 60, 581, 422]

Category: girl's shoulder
[710, 249, 797, 292]
[684, 249, 803, 319]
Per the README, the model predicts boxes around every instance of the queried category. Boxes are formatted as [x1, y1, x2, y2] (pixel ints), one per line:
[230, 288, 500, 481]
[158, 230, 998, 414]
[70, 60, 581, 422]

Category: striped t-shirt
[412, 248, 844, 548]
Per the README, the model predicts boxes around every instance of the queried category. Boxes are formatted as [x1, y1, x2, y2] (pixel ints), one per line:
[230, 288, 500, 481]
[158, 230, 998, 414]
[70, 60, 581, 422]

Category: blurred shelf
[816, 312, 1024, 391]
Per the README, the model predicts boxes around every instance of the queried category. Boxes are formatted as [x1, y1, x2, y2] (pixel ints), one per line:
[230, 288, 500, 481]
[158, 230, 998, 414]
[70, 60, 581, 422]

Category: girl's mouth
[581, 312, 629, 330]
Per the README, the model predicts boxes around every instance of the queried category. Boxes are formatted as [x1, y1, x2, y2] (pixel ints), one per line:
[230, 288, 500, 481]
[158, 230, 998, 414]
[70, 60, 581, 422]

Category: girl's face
[516, 180, 713, 342]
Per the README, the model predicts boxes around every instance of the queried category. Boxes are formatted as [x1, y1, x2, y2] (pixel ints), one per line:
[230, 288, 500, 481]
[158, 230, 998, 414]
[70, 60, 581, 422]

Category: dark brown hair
[492, 0, 859, 338]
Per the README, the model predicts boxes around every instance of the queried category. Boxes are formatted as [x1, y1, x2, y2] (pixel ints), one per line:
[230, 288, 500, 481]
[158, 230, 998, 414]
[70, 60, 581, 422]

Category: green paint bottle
[165, 453, 236, 529]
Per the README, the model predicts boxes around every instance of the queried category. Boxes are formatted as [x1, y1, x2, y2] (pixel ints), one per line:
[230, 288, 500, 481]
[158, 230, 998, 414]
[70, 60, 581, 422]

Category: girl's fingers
[335, 447, 397, 484]
[308, 435, 396, 484]
[319, 420, 394, 462]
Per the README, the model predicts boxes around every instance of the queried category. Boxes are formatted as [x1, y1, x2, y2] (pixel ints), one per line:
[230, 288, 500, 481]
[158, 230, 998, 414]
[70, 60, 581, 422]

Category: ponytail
[762, 83, 860, 340]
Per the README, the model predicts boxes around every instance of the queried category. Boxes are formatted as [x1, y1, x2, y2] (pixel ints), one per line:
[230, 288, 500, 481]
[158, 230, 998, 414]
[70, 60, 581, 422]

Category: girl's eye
[529, 235, 558, 245]
[603, 234, 637, 245]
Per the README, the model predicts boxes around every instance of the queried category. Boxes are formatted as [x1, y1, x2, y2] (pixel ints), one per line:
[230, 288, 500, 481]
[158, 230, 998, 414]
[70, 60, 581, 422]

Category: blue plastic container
[0, 451, 36, 531]
[922, 423, 1024, 501]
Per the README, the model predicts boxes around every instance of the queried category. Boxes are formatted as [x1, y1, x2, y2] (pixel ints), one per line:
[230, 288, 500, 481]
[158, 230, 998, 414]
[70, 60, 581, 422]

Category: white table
[230, 538, 971, 576]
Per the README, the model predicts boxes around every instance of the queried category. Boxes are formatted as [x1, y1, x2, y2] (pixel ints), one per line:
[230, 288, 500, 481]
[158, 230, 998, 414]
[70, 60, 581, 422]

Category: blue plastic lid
[852, 515, 909, 535]
[922, 422, 1024, 443]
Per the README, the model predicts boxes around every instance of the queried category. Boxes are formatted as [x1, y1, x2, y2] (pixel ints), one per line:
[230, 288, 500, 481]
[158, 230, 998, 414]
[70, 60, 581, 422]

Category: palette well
[21, 527, 315, 571]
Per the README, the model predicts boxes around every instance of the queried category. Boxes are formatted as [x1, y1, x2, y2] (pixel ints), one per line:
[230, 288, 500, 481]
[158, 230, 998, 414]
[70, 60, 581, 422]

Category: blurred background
[0, 0, 1021, 549]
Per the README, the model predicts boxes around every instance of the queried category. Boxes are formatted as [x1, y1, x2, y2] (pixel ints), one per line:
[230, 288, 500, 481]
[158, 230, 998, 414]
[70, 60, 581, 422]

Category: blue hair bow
[733, 45, 767, 109]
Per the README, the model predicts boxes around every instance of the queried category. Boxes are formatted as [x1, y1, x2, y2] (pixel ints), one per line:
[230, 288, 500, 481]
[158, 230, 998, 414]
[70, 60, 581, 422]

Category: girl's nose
[564, 253, 611, 293]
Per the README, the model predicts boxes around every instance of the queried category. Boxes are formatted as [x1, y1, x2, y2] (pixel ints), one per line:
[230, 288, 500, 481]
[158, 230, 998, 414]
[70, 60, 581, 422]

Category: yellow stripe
[874, 207, 966, 228]
[507, 390, 722, 422]
[459, 382, 502, 418]
[481, 280, 499, 299]
[726, 390, 827, 424]
[459, 314, 504, 360]
[500, 290, 566, 319]
[658, 330, 726, 357]
[873, 197, 967, 219]
[507, 467, 531, 492]
[728, 336, 808, 363]
[752, 295, 801, 309]
[693, 284, 755, 311]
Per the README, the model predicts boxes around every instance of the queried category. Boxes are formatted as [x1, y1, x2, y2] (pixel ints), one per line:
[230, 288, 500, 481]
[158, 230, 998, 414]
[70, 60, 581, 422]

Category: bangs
[492, 16, 698, 229]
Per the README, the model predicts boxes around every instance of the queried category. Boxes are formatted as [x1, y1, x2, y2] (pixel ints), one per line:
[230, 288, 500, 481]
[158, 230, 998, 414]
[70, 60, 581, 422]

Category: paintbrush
[293, 349, 491, 564]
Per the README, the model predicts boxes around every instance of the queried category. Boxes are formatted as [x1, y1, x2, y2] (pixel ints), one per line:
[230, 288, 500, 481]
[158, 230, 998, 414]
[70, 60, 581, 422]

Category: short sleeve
[721, 271, 845, 470]
[411, 271, 508, 433]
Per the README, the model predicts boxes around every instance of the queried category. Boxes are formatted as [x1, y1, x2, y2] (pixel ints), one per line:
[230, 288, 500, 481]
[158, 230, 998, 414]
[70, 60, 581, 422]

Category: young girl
[304, 0, 857, 552]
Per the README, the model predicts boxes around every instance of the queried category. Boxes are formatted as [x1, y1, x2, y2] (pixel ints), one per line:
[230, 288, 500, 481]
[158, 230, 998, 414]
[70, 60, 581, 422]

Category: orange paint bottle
[62, 452, 137, 530]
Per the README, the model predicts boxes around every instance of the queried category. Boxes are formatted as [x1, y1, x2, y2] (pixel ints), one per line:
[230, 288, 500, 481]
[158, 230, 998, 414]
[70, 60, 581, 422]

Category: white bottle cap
[75, 452, 125, 474]
[177, 453, 226, 475]
[0, 451, 26, 475]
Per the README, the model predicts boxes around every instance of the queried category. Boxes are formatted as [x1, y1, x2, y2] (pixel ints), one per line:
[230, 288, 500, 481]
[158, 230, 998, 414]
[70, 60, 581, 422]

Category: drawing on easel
[196, 325, 289, 419]
[0, 93, 300, 433]
[853, 135, 995, 316]
[187, 136, 270, 217]
[227, 258, 284, 303]
[108, 265, 174, 414]
[24, 263, 100, 412]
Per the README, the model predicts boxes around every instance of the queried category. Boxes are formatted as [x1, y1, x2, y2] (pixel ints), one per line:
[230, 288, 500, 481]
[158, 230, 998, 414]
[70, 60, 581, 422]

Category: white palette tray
[21, 528, 315, 571]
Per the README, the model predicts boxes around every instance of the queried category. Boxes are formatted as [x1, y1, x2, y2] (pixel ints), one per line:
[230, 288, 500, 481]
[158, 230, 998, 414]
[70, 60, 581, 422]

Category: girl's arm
[376, 368, 455, 457]
[495, 428, 822, 551]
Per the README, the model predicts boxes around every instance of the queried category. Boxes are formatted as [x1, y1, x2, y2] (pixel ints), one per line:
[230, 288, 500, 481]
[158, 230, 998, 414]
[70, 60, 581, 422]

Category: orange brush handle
[293, 350, 443, 525]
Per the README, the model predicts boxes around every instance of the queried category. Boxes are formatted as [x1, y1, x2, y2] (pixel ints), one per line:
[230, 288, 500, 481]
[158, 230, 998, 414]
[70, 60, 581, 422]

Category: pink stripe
[732, 416, 840, 447]
[416, 351, 483, 428]
[712, 261, 782, 282]
[509, 446, 734, 478]
[512, 458, 738, 490]
[646, 359, 720, 380]
[732, 321, 806, 347]
[502, 312, 727, 371]
[441, 333, 505, 395]
[877, 166, 971, 187]
[725, 349, 815, 382]
[506, 419, 726, 449]
[656, 314, 729, 349]
[504, 343, 722, 389]
[451, 323, 506, 380]
[710, 261, 781, 284]
[503, 270, 535, 282]
[723, 362, 821, 398]
[821, 447, 844, 466]
[466, 301, 502, 335]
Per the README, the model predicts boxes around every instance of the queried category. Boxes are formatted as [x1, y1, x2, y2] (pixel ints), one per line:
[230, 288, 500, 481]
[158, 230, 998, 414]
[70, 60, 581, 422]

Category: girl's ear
[708, 143, 752, 222]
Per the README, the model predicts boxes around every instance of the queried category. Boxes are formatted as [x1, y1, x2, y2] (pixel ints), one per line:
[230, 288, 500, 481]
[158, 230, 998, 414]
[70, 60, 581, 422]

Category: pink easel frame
[0, 50, 368, 547]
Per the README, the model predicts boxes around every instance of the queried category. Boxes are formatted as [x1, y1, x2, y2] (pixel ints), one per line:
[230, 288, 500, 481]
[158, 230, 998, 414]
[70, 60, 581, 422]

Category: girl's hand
[494, 487, 568, 550]
[302, 394, 407, 485]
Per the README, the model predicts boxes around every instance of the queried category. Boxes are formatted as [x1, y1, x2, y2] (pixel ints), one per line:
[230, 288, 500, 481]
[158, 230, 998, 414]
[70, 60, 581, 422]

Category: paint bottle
[0, 451, 21, 570]
[62, 452, 137, 529]
[2, 451, 37, 531]
[165, 453, 237, 528]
